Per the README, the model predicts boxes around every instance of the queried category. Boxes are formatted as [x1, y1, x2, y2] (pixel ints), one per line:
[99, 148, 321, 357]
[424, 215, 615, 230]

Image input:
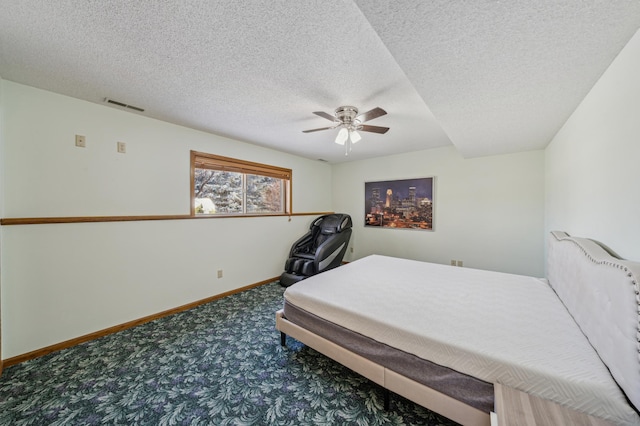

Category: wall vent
[104, 98, 145, 112]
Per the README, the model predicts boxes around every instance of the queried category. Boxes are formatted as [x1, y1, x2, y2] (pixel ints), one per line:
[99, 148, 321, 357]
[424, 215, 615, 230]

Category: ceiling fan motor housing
[335, 106, 360, 130]
[335, 106, 359, 125]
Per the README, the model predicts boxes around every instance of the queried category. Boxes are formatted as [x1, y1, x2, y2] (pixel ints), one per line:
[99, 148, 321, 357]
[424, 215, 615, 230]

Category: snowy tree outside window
[191, 151, 291, 216]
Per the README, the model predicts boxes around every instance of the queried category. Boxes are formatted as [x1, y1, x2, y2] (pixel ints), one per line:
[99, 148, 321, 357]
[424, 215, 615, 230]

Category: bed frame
[275, 309, 490, 425]
[276, 231, 640, 426]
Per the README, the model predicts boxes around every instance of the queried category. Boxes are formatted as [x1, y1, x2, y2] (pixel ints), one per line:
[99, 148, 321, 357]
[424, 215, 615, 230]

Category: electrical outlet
[217, 270, 223, 279]
[451, 260, 456, 266]
[457, 260, 463, 267]
[75, 134, 86, 147]
[117, 141, 126, 153]
[350, 247, 354, 253]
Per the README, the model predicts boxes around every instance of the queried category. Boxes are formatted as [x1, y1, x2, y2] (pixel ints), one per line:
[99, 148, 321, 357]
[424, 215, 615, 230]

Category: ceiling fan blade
[302, 126, 335, 133]
[360, 124, 390, 134]
[357, 107, 387, 122]
[313, 111, 337, 121]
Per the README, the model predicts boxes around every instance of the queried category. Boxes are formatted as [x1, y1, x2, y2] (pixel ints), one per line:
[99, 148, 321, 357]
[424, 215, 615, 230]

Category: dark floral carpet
[0, 282, 459, 425]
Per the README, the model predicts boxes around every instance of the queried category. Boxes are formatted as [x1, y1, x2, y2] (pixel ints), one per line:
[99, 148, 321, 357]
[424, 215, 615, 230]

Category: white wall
[546, 29, 640, 262]
[2, 82, 330, 218]
[333, 146, 546, 277]
[1, 81, 332, 359]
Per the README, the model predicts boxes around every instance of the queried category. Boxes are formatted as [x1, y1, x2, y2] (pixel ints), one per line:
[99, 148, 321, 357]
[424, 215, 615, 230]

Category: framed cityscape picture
[364, 177, 434, 230]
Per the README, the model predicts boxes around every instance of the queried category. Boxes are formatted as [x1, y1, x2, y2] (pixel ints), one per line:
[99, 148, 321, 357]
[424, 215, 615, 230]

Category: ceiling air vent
[104, 98, 145, 112]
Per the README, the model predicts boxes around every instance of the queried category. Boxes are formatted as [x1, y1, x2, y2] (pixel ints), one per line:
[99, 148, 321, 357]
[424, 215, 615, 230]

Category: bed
[275, 231, 640, 425]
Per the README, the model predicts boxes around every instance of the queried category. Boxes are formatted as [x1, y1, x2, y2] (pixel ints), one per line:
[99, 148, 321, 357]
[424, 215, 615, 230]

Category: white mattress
[284, 255, 640, 425]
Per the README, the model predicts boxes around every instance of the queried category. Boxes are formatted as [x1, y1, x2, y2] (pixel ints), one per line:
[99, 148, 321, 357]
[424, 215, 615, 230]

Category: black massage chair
[279, 214, 353, 287]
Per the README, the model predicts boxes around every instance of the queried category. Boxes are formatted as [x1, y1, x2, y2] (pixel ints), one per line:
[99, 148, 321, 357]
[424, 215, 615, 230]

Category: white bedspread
[284, 255, 640, 425]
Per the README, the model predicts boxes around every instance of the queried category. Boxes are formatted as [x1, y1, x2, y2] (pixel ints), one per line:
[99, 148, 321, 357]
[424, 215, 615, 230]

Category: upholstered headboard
[547, 231, 640, 412]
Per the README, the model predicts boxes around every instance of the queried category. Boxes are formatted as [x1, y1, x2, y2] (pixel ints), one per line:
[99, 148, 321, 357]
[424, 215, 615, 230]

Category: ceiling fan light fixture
[350, 130, 361, 143]
[335, 127, 348, 145]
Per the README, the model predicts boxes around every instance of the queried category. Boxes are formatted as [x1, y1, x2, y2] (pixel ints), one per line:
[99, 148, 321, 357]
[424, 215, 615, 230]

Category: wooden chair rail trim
[0, 212, 333, 226]
[2, 277, 280, 368]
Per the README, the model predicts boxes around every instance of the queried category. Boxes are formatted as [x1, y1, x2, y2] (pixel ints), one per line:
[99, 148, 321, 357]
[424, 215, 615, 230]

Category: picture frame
[364, 177, 434, 230]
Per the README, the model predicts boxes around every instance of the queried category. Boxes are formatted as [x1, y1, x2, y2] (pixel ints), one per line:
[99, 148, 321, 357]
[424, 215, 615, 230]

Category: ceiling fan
[302, 106, 389, 155]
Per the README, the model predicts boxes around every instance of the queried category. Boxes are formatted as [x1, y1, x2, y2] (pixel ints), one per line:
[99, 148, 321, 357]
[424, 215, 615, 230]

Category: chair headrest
[311, 214, 352, 234]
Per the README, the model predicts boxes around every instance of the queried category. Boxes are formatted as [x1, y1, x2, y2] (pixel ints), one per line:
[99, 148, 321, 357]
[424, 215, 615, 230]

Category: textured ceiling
[1, 1, 639, 163]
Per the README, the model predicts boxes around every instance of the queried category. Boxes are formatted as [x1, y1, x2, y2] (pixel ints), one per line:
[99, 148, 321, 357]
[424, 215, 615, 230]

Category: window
[191, 151, 291, 216]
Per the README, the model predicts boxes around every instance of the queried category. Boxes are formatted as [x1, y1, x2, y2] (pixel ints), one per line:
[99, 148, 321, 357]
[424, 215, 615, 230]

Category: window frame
[190, 151, 292, 217]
